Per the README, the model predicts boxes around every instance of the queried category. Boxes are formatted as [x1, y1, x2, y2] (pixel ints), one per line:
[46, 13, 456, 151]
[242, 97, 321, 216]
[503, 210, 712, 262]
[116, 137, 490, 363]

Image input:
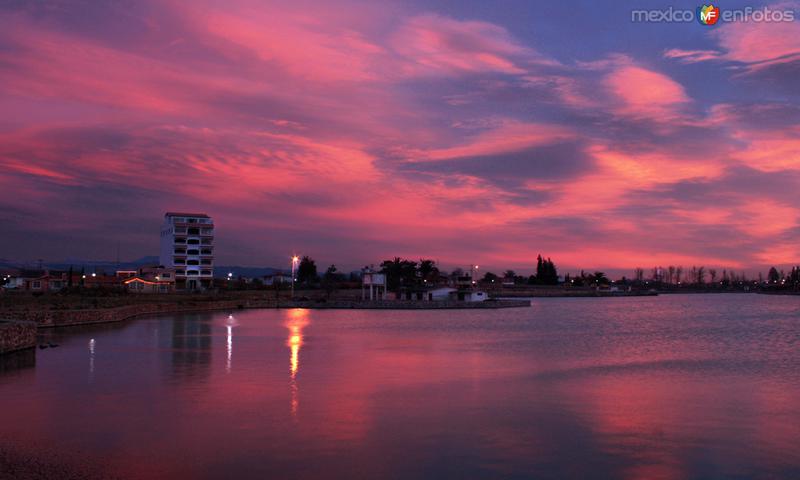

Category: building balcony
[174, 222, 214, 228]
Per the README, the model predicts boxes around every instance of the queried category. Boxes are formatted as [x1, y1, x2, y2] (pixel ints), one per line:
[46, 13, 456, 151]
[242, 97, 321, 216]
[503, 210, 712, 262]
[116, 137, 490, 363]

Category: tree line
[629, 264, 800, 289]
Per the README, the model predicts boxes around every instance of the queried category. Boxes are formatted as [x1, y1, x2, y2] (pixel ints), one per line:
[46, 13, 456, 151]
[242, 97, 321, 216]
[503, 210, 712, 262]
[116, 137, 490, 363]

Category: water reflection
[0, 347, 35, 373]
[224, 314, 238, 374]
[2, 296, 800, 479]
[88, 338, 95, 383]
[285, 309, 310, 417]
[166, 315, 212, 381]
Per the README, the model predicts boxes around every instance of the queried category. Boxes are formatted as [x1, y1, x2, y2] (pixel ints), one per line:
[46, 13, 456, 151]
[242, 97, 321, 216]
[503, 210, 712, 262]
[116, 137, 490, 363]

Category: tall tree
[380, 257, 418, 292]
[481, 272, 499, 284]
[535, 255, 559, 285]
[592, 271, 608, 285]
[634, 267, 645, 283]
[296, 256, 318, 285]
[322, 264, 338, 298]
[418, 259, 439, 283]
[767, 266, 780, 284]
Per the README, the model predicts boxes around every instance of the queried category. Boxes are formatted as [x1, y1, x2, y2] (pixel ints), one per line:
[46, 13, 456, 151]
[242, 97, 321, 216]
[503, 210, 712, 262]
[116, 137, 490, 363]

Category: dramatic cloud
[0, 0, 798, 275]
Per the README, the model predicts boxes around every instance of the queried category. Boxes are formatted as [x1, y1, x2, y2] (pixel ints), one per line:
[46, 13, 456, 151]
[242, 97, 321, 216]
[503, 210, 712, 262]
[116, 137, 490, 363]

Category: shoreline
[1, 297, 532, 334]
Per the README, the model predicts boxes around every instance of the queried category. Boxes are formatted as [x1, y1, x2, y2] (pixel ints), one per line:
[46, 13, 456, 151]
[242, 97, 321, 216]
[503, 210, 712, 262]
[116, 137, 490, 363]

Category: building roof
[164, 212, 210, 218]
[18, 269, 46, 278]
[124, 277, 172, 285]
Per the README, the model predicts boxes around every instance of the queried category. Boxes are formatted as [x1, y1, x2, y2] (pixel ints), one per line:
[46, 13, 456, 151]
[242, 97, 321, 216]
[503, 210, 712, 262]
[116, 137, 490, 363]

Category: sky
[0, 0, 799, 276]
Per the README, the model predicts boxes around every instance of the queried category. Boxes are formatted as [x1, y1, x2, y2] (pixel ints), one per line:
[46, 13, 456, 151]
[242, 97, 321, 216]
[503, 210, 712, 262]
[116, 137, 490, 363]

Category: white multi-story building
[159, 212, 214, 290]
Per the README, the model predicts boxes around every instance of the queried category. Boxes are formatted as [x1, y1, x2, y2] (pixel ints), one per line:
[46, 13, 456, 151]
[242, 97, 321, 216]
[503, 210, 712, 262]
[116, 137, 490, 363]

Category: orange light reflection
[285, 309, 310, 417]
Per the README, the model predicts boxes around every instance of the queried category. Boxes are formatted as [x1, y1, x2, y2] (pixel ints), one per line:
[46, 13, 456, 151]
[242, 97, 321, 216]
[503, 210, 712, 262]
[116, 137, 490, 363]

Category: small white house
[362, 268, 387, 300]
[466, 290, 489, 302]
[264, 273, 293, 286]
[451, 290, 489, 302]
[427, 287, 455, 301]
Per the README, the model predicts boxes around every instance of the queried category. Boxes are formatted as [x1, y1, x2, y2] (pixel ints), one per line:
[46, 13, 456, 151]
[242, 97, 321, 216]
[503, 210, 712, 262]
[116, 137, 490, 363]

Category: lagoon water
[2, 294, 800, 479]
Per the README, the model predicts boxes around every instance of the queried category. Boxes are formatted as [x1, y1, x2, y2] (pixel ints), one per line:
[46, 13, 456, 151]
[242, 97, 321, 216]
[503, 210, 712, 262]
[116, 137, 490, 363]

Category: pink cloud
[0, 1, 798, 276]
[663, 48, 722, 63]
[392, 14, 554, 76]
[603, 64, 691, 119]
[712, 19, 800, 68]
[664, 6, 800, 74]
[416, 120, 575, 161]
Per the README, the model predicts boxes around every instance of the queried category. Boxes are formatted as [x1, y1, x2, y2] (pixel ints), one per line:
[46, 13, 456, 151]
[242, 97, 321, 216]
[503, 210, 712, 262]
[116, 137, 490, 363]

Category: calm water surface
[2, 294, 800, 479]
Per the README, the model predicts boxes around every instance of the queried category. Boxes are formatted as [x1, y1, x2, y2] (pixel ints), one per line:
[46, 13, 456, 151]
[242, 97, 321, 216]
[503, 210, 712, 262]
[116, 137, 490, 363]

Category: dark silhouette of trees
[481, 272, 499, 284]
[418, 259, 439, 283]
[296, 256, 318, 285]
[634, 268, 645, 283]
[380, 257, 419, 292]
[789, 266, 800, 288]
[768, 266, 780, 284]
[589, 271, 609, 286]
[535, 255, 559, 285]
[323, 264, 339, 298]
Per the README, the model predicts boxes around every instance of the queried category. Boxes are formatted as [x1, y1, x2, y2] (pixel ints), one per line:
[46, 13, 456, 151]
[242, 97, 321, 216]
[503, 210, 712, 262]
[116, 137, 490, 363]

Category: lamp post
[471, 264, 479, 288]
[291, 255, 300, 299]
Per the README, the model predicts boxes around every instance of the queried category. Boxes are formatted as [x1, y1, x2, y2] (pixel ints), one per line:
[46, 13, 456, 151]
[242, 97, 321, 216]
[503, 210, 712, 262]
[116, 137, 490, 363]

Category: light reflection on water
[1, 294, 799, 479]
[286, 308, 309, 418]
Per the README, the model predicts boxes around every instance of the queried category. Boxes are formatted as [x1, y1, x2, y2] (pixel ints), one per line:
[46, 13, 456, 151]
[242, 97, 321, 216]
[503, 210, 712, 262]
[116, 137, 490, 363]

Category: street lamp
[470, 264, 479, 288]
[291, 255, 300, 299]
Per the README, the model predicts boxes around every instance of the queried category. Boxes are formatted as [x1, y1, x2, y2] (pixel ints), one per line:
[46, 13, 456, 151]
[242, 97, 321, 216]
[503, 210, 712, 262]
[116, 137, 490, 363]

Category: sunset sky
[1, 0, 799, 275]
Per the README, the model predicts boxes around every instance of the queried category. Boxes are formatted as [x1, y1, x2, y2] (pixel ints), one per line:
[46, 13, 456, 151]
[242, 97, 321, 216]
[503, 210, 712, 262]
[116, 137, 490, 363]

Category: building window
[201, 249, 212, 255]
[201, 270, 212, 275]
[176, 270, 185, 275]
[174, 258, 185, 265]
[188, 228, 199, 235]
[32, 281, 41, 289]
[187, 239, 199, 245]
[162, 273, 171, 278]
[187, 260, 199, 266]
[187, 249, 199, 255]
[175, 238, 186, 244]
[187, 271, 199, 275]
[201, 259, 211, 265]
[174, 249, 186, 254]
[201, 228, 213, 235]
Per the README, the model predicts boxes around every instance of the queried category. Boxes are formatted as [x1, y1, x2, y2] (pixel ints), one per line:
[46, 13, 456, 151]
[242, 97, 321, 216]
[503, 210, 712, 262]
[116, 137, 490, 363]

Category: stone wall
[0, 320, 37, 354]
[3, 297, 531, 333]
[10, 299, 275, 328]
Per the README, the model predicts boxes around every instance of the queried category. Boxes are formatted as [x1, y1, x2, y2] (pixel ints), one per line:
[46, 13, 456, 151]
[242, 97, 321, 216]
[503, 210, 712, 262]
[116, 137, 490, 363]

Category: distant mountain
[42, 256, 161, 273]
